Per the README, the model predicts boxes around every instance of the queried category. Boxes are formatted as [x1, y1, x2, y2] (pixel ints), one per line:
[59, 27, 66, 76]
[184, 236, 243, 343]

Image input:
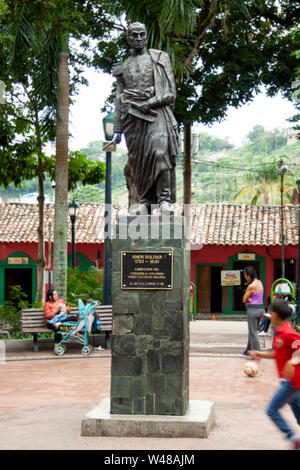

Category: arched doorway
[0, 252, 37, 306]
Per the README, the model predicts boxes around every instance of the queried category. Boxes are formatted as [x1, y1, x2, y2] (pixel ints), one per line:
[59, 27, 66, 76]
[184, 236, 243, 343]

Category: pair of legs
[243, 305, 264, 354]
[258, 317, 271, 336]
[267, 380, 300, 443]
[258, 317, 271, 332]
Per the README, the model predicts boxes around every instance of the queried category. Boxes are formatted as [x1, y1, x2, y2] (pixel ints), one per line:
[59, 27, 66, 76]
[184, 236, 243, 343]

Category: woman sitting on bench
[44, 289, 77, 349]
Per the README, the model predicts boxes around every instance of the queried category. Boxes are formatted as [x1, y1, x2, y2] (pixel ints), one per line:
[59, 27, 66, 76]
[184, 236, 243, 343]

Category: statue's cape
[148, 49, 176, 98]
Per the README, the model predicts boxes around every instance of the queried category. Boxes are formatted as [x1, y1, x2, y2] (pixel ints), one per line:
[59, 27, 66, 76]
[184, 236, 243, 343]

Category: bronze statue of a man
[113, 22, 179, 214]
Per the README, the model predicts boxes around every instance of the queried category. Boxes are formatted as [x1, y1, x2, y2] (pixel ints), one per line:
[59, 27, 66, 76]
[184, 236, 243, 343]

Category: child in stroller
[47, 303, 70, 329]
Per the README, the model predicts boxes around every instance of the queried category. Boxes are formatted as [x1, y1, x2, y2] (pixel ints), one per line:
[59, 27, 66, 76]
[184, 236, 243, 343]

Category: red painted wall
[0, 242, 38, 261]
[191, 244, 298, 309]
[0, 241, 298, 308]
[0, 242, 104, 266]
[68, 243, 104, 268]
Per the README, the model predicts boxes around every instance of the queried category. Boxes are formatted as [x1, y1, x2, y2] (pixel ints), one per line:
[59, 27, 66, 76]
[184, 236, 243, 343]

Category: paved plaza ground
[0, 320, 298, 450]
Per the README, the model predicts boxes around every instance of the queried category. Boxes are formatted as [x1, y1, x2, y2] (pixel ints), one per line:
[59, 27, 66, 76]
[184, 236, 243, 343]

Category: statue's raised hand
[114, 133, 122, 144]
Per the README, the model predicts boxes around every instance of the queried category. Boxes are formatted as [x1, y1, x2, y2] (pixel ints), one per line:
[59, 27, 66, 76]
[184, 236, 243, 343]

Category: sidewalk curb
[2, 334, 105, 352]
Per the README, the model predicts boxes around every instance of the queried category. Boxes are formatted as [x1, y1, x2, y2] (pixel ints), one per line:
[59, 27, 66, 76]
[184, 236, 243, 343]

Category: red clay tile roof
[189, 204, 298, 246]
[0, 202, 298, 246]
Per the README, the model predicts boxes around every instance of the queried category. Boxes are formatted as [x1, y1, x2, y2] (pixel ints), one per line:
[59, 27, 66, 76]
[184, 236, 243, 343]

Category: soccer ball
[243, 361, 259, 377]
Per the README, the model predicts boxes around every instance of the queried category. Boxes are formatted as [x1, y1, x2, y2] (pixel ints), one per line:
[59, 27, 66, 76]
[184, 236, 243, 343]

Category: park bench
[21, 305, 112, 352]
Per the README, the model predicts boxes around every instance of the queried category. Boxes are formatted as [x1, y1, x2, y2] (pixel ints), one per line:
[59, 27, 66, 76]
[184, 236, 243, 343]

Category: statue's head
[126, 22, 147, 51]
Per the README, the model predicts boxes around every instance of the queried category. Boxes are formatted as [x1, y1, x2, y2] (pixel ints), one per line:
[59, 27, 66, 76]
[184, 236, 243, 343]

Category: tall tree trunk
[36, 165, 45, 303]
[53, 37, 69, 298]
[34, 111, 45, 303]
[183, 122, 192, 215]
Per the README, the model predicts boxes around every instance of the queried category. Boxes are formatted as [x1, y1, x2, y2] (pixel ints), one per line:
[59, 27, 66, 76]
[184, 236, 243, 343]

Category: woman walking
[241, 266, 264, 358]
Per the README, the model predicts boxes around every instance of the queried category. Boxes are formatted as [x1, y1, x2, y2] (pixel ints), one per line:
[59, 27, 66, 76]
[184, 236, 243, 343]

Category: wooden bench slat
[22, 329, 49, 333]
[22, 317, 46, 321]
[22, 320, 45, 323]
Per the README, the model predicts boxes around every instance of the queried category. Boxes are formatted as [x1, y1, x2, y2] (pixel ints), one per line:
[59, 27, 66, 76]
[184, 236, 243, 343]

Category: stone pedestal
[81, 398, 215, 438]
[82, 215, 215, 437]
[110, 216, 190, 415]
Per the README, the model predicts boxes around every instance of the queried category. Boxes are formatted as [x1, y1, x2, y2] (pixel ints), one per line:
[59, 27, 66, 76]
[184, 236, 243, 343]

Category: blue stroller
[54, 299, 97, 357]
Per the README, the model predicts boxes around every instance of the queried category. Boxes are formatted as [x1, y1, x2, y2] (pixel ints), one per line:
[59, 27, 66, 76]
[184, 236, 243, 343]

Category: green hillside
[189, 128, 300, 205]
[1, 126, 299, 207]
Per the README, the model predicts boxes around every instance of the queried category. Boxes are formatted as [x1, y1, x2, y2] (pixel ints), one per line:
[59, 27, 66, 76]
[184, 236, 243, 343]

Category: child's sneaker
[263, 313, 271, 319]
[292, 438, 300, 450]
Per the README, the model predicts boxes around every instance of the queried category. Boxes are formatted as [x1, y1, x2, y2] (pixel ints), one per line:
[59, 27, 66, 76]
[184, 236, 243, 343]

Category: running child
[249, 298, 300, 450]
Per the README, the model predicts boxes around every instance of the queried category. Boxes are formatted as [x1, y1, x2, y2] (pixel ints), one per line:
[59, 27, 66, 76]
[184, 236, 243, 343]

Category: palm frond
[221, 0, 250, 19]
[251, 189, 261, 206]
[160, 0, 198, 35]
[1, 4, 60, 117]
[33, 35, 60, 112]
[1, 5, 40, 72]
[233, 185, 253, 202]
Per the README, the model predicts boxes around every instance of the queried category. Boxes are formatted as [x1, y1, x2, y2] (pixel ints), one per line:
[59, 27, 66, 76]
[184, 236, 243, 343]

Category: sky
[67, 67, 297, 152]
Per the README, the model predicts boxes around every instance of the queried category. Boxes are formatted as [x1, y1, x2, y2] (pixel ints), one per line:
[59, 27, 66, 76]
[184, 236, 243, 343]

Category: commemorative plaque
[121, 251, 173, 290]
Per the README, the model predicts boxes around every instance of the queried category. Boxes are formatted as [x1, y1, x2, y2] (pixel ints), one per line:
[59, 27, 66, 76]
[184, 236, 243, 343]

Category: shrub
[67, 267, 103, 306]
[0, 285, 29, 338]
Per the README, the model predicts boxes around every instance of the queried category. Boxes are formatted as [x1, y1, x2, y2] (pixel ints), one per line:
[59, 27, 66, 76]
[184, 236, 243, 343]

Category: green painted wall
[0, 252, 37, 306]
[67, 252, 94, 272]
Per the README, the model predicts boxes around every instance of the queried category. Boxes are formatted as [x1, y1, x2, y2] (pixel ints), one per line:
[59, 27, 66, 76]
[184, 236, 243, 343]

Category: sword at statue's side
[102, 138, 118, 151]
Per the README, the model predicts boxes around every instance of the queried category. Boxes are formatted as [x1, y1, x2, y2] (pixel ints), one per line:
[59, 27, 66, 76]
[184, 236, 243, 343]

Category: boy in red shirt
[249, 299, 300, 450]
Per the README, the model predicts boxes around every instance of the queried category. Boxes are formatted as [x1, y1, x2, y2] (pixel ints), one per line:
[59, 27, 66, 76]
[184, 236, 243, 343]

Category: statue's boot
[157, 170, 174, 215]
[128, 203, 149, 216]
[159, 200, 174, 215]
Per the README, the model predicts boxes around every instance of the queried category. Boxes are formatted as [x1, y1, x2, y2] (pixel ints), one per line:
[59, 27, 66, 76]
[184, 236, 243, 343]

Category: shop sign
[221, 270, 241, 286]
[238, 253, 256, 261]
[7, 257, 29, 265]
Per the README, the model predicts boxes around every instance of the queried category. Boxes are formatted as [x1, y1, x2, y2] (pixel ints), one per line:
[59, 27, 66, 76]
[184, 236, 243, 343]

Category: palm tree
[1, 1, 120, 300]
[52, 35, 70, 298]
[0, 4, 60, 302]
[233, 157, 295, 205]
[1, 3, 78, 299]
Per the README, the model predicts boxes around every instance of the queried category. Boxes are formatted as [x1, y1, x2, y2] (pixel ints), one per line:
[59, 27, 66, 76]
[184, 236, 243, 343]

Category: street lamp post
[68, 199, 79, 268]
[102, 111, 114, 305]
[279, 162, 288, 278]
[295, 180, 300, 325]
